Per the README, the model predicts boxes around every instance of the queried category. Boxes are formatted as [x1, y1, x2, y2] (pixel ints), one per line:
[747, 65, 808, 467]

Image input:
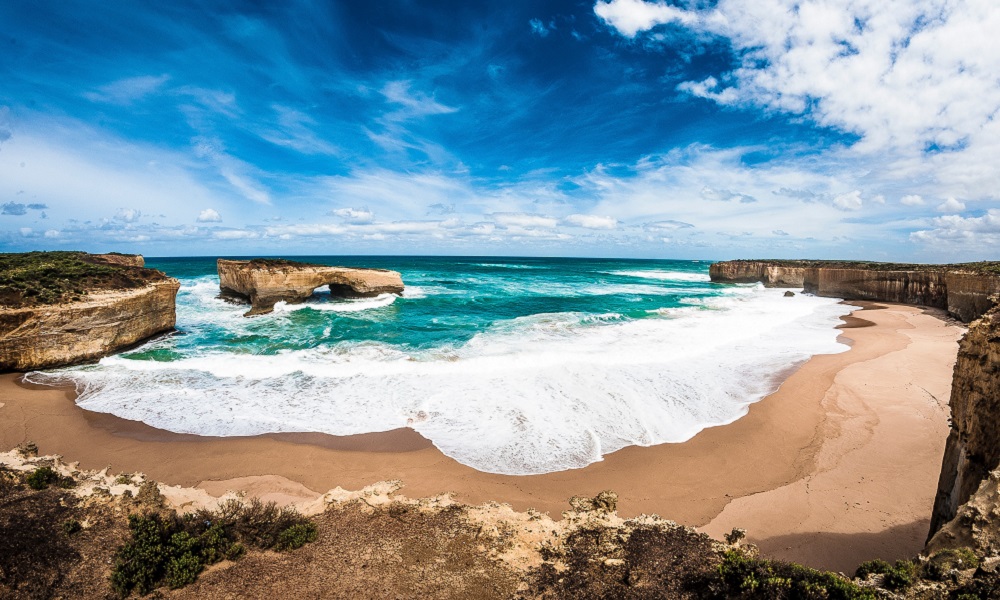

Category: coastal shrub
[62, 518, 82, 535]
[709, 549, 876, 599]
[0, 251, 161, 308]
[26, 466, 60, 490]
[925, 548, 980, 580]
[110, 499, 318, 595]
[854, 558, 917, 590]
[275, 522, 318, 551]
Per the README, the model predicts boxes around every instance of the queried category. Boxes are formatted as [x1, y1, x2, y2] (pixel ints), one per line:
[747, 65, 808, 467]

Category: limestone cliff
[708, 261, 806, 286]
[0, 278, 179, 371]
[91, 253, 145, 267]
[217, 258, 405, 316]
[928, 301, 1000, 542]
[710, 260, 1000, 322]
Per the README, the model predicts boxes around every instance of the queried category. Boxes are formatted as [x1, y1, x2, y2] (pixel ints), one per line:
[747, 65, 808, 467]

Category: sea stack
[217, 258, 405, 316]
[0, 251, 179, 371]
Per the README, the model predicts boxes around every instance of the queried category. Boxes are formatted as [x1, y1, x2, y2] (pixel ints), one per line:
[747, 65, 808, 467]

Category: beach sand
[0, 302, 963, 572]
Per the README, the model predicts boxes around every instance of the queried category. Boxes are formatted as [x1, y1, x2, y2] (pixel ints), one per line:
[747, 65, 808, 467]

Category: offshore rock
[0, 278, 179, 372]
[217, 258, 405, 316]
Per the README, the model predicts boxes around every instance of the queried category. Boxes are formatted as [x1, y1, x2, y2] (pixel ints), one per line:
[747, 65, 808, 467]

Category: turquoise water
[29, 256, 853, 475]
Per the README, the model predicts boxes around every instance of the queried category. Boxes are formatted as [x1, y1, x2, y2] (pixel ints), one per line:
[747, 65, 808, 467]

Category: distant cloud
[563, 214, 617, 229]
[428, 203, 456, 215]
[833, 190, 863, 211]
[937, 197, 966, 213]
[529, 18, 554, 37]
[774, 188, 818, 202]
[491, 212, 559, 229]
[1, 202, 27, 215]
[330, 207, 374, 223]
[26, 203, 47, 210]
[700, 186, 756, 204]
[114, 208, 142, 223]
[84, 74, 170, 104]
[197, 208, 222, 222]
[772, 229, 789, 236]
[644, 220, 694, 231]
[900, 195, 925, 207]
[911, 209, 1000, 248]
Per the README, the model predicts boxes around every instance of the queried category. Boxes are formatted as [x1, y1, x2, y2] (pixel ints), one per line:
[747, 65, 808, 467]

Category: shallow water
[27, 256, 852, 475]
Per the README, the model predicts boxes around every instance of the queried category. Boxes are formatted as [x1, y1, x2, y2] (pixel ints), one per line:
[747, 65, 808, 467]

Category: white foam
[608, 270, 712, 282]
[272, 293, 397, 313]
[28, 288, 856, 476]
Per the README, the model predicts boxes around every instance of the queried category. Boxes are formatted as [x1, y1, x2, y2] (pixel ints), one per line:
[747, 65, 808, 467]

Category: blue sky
[0, 0, 998, 260]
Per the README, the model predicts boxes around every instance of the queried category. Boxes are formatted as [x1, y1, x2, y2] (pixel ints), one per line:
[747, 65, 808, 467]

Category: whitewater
[26, 257, 854, 475]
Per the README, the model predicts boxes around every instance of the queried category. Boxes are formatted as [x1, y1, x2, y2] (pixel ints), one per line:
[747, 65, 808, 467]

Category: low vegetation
[708, 549, 876, 600]
[110, 497, 317, 596]
[0, 251, 163, 308]
[719, 258, 1000, 274]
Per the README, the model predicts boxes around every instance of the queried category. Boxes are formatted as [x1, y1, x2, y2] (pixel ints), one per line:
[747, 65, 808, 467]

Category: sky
[0, 0, 998, 261]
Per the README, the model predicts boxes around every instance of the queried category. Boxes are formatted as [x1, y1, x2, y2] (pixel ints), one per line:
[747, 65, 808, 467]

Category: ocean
[26, 256, 853, 475]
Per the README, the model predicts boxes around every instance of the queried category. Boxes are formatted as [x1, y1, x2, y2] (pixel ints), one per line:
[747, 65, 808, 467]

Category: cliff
[710, 259, 1000, 322]
[928, 301, 1000, 544]
[217, 258, 405, 316]
[0, 252, 179, 371]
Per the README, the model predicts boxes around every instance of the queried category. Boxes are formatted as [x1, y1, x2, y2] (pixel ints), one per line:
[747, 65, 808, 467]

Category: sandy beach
[0, 302, 962, 572]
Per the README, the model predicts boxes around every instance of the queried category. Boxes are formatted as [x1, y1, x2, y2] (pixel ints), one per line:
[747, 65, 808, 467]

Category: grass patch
[854, 558, 918, 590]
[0, 251, 165, 308]
[924, 548, 980, 580]
[26, 466, 73, 490]
[110, 497, 317, 596]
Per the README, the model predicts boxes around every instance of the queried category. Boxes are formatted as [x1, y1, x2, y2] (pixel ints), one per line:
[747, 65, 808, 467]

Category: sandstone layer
[710, 260, 1000, 322]
[0, 278, 179, 371]
[91, 253, 144, 267]
[217, 258, 405, 316]
[928, 301, 1000, 542]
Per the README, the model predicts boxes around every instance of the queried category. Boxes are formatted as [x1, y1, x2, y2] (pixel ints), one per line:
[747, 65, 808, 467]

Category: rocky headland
[0, 252, 179, 371]
[217, 258, 405, 316]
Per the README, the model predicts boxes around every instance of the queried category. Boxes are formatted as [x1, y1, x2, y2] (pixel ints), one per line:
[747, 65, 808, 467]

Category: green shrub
[925, 548, 980, 580]
[110, 499, 318, 595]
[710, 549, 876, 599]
[62, 519, 82, 535]
[853, 558, 917, 590]
[275, 522, 318, 551]
[26, 466, 60, 490]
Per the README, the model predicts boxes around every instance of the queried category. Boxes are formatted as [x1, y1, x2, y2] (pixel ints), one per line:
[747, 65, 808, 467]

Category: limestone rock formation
[0, 278, 179, 371]
[217, 258, 405, 316]
[710, 260, 1000, 322]
[91, 253, 145, 267]
[929, 300, 1000, 540]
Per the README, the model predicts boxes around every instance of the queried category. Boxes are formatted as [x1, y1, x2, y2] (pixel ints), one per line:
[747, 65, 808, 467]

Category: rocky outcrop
[711, 260, 1000, 322]
[0, 278, 179, 371]
[91, 253, 144, 267]
[928, 301, 1000, 542]
[218, 258, 405, 316]
[708, 261, 806, 286]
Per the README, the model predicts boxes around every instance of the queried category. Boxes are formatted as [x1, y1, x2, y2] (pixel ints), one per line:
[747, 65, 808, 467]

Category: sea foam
[28, 281, 854, 475]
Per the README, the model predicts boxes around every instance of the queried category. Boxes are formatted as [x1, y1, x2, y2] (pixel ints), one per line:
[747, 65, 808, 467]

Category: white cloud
[212, 229, 258, 240]
[911, 209, 1000, 247]
[43, 229, 59, 238]
[491, 213, 559, 229]
[84, 74, 170, 104]
[562, 214, 618, 229]
[330, 207, 375, 223]
[700, 186, 756, 203]
[900, 194, 925, 207]
[529, 18, 553, 37]
[645, 220, 694, 231]
[114, 208, 143, 223]
[197, 208, 222, 222]
[937, 197, 966, 213]
[594, 0, 696, 37]
[832, 190, 863, 211]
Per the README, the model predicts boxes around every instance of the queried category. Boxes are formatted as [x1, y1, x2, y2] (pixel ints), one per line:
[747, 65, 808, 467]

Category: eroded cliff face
[217, 259, 405, 316]
[711, 260, 1000, 322]
[802, 268, 949, 308]
[91, 253, 144, 267]
[0, 278, 179, 371]
[928, 302, 1000, 542]
[708, 261, 806, 286]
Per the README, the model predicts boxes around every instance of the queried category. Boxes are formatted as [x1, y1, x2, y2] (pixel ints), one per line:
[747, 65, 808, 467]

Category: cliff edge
[0, 251, 179, 371]
[217, 258, 404, 316]
[710, 259, 1000, 322]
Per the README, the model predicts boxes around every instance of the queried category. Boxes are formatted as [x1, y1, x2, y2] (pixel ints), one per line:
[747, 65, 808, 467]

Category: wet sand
[0, 302, 963, 571]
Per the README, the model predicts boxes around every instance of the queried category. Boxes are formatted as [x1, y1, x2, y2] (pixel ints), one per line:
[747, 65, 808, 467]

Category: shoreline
[0, 302, 963, 571]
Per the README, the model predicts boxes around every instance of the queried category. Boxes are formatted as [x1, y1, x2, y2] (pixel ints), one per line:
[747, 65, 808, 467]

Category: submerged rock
[784, 291, 795, 297]
[217, 258, 405, 316]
